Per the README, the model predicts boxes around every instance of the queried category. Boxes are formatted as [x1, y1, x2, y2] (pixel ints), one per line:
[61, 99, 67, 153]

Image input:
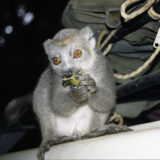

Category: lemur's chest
[54, 104, 94, 137]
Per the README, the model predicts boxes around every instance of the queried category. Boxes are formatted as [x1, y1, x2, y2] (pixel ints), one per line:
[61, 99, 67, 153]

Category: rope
[99, 28, 118, 51]
[108, 112, 124, 125]
[121, 0, 156, 22]
[148, 6, 160, 20]
[97, 0, 160, 80]
[97, 27, 119, 56]
[114, 45, 160, 79]
[96, 30, 108, 48]
[103, 44, 113, 56]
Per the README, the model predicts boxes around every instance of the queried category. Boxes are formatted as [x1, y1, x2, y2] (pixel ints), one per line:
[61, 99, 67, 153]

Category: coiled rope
[98, 0, 160, 80]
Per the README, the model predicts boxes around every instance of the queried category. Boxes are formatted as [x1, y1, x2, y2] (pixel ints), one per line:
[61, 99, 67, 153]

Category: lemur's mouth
[62, 69, 84, 87]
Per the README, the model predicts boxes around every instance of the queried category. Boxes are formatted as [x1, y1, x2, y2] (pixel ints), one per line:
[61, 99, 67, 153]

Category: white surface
[0, 121, 160, 160]
[0, 148, 38, 160]
[45, 128, 160, 159]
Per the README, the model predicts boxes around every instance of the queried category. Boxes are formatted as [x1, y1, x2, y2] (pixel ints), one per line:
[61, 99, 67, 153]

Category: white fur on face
[48, 39, 96, 76]
[44, 27, 97, 76]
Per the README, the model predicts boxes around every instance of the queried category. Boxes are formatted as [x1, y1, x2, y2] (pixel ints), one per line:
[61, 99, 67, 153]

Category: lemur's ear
[80, 26, 96, 49]
[43, 39, 51, 55]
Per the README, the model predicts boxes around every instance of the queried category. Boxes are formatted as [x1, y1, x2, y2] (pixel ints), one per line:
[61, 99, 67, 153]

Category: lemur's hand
[80, 74, 97, 94]
[70, 74, 97, 102]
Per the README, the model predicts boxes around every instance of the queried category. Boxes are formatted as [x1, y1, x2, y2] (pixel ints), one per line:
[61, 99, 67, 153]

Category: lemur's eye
[73, 50, 82, 58]
[53, 57, 61, 65]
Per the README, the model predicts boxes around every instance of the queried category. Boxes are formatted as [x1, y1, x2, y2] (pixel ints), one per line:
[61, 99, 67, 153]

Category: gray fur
[33, 26, 116, 145]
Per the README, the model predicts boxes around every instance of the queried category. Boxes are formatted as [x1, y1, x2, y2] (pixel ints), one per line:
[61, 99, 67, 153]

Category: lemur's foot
[81, 124, 132, 139]
[38, 140, 50, 160]
[103, 124, 132, 134]
[37, 137, 79, 160]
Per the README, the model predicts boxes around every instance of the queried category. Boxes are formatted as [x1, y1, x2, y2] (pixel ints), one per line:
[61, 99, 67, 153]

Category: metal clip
[153, 28, 160, 48]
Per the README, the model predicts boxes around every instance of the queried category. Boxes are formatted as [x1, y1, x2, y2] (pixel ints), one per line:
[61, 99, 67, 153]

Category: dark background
[0, 0, 68, 117]
[0, 0, 160, 156]
[0, 0, 68, 154]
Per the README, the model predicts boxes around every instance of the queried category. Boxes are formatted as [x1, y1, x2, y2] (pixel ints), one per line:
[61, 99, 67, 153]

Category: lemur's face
[43, 27, 96, 78]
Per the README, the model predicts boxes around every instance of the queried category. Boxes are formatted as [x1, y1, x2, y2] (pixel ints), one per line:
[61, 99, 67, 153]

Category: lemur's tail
[4, 93, 33, 125]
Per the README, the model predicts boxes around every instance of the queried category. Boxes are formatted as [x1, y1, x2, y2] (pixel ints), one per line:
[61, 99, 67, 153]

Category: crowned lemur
[33, 26, 127, 160]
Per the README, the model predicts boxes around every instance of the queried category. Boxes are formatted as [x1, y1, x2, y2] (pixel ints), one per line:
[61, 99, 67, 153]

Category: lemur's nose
[63, 70, 73, 78]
